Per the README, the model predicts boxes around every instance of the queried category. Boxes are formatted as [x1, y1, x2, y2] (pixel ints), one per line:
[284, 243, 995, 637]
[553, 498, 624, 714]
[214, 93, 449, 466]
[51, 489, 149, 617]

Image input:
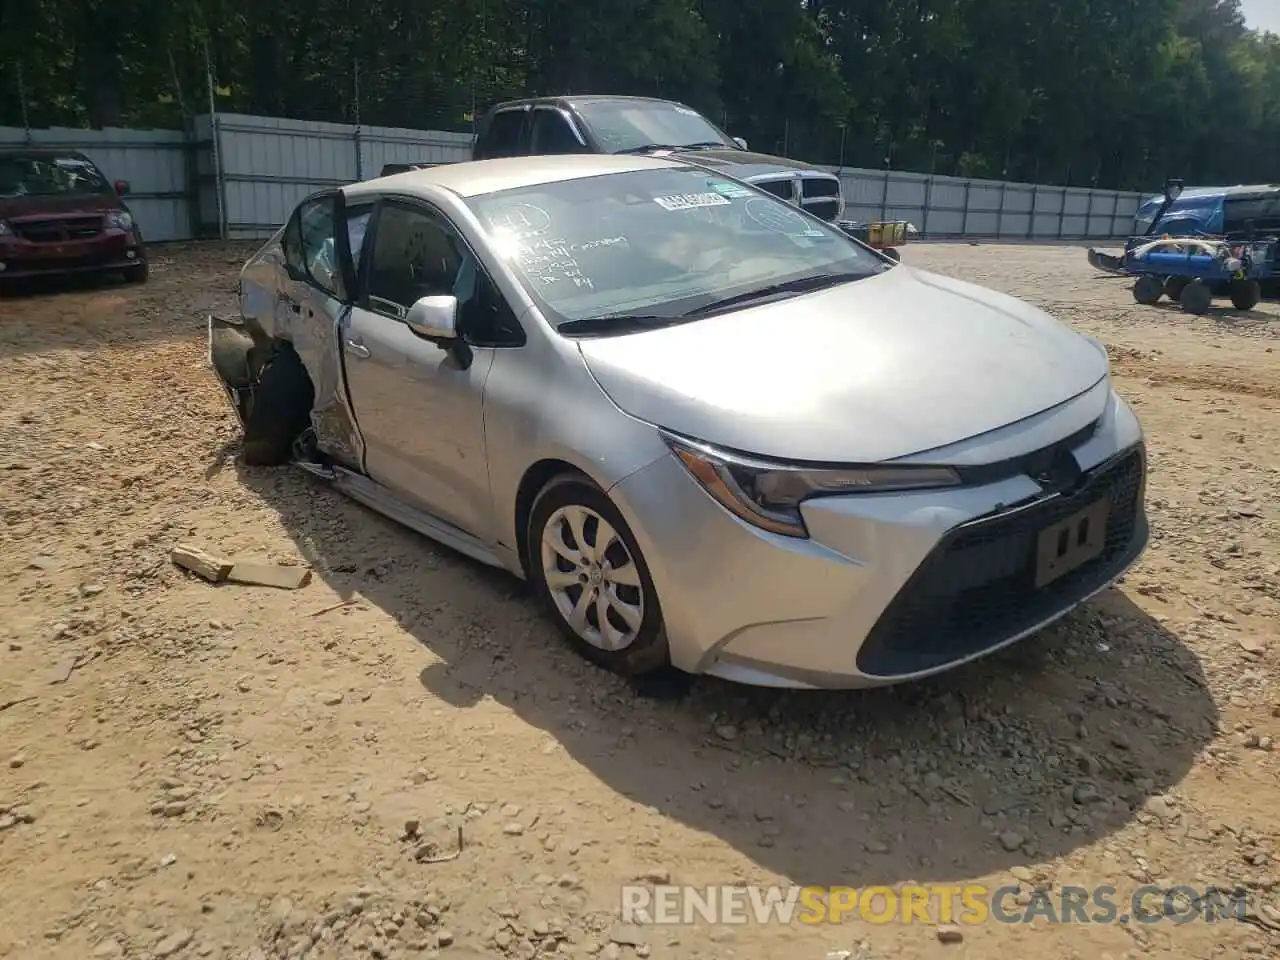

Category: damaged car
[209, 154, 1149, 690]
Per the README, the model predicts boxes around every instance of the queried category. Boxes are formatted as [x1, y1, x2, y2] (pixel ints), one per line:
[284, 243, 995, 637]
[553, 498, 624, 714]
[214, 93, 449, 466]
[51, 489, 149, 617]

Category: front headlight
[663, 433, 962, 539]
[0, 220, 12, 237]
[107, 211, 134, 231]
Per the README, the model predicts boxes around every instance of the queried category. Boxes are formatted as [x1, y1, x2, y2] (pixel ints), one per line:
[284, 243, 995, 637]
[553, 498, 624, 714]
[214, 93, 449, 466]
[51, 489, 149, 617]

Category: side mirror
[732, 137, 748, 150]
[114, 180, 131, 195]
[406, 294, 459, 341]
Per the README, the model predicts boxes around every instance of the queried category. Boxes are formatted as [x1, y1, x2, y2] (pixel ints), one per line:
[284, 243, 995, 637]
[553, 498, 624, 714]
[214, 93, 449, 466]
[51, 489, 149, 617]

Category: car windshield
[0, 154, 112, 199]
[574, 101, 736, 153]
[465, 166, 886, 325]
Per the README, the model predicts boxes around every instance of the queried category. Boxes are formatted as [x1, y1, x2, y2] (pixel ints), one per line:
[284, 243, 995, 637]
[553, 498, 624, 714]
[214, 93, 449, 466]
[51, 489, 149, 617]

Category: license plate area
[1035, 497, 1110, 588]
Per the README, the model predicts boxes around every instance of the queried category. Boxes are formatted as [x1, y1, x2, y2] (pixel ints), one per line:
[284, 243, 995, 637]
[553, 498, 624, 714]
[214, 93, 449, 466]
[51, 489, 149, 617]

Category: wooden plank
[226, 562, 311, 590]
[170, 544, 233, 583]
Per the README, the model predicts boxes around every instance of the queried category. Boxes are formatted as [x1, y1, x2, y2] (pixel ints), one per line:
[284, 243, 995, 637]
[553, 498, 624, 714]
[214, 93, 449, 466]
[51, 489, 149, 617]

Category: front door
[341, 198, 495, 536]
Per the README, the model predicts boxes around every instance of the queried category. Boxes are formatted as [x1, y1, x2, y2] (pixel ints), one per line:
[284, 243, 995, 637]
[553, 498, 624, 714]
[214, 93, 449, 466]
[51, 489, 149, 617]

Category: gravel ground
[1, 241, 1278, 960]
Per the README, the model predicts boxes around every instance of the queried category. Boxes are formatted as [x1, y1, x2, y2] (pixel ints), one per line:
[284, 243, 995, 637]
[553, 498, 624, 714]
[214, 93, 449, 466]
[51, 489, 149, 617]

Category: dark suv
[472, 95, 845, 223]
[0, 149, 147, 285]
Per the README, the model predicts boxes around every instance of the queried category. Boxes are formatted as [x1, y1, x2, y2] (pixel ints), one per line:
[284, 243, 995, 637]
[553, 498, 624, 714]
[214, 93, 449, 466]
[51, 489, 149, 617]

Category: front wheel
[1163, 277, 1187, 302]
[1230, 279, 1261, 311]
[1180, 280, 1213, 316]
[1133, 275, 1163, 305]
[123, 262, 148, 284]
[527, 476, 669, 676]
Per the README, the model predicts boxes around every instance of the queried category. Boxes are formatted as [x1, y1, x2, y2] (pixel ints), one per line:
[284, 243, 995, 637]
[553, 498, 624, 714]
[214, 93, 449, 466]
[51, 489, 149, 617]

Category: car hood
[575, 266, 1107, 463]
[0, 193, 124, 220]
[659, 147, 824, 181]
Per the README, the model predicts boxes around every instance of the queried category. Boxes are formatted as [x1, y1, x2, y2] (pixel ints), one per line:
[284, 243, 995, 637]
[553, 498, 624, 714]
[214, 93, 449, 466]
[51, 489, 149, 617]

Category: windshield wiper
[615, 141, 734, 155]
[557, 313, 693, 337]
[614, 144, 686, 155]
[686, 272, 875, 317]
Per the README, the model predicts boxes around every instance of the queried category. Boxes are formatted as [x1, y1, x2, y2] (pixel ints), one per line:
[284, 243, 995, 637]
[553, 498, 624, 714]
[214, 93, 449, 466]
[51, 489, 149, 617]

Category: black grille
[855, 444, 1147, 678]
[14, 217, 103, 243]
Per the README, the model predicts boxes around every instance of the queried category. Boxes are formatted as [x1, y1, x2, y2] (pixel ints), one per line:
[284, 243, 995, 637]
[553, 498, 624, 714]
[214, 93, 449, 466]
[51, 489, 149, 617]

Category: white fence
[3, 113, 1146, 244]
[196, 113, 475, 239]
[834, 167, 1145, 241]
[0, 124, 192, 241]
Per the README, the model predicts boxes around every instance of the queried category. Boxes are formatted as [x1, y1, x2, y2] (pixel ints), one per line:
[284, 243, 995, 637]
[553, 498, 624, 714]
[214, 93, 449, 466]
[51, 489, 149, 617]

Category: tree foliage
[1, 0, 1277, 188]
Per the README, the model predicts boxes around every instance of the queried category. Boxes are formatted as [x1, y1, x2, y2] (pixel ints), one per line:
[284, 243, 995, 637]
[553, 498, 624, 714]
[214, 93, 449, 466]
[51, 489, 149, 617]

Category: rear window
[0, 154, 111, 198]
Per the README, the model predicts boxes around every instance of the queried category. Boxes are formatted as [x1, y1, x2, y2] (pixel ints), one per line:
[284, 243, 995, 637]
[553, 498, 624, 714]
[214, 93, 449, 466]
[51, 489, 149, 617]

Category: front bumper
[609, 387, 1148, 689]
[0, 231, 145, 279]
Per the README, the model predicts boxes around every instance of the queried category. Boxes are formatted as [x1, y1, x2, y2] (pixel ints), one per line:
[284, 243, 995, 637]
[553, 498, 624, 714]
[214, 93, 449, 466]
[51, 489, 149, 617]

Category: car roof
[345, 153, 687, 200]
[486, 94, 695, 114]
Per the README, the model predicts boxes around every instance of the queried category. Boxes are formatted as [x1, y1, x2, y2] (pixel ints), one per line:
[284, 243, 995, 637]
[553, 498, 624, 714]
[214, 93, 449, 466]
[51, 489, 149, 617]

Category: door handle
[346, 340, 371, 358]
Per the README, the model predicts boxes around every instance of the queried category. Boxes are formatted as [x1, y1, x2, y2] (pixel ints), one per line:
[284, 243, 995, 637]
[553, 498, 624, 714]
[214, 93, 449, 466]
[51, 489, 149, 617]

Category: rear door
[277, 190, 369, 464]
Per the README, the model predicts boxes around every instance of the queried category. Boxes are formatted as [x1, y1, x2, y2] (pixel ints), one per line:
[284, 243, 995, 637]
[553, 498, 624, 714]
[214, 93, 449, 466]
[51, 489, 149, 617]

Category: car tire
[1180, 280, 1212, 316]
[1229, 279, 1261, 311]
[1133, 275, 1163, 305]
[527, 475, 669, 677]
[1163, 276, 1187, 301]
[123, 262, 148, 284]
[241, 346, 314, 466]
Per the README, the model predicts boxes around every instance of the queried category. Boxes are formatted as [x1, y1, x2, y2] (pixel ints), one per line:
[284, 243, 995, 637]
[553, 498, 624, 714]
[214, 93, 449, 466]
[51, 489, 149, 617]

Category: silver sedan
[209, 154, 1149, 690]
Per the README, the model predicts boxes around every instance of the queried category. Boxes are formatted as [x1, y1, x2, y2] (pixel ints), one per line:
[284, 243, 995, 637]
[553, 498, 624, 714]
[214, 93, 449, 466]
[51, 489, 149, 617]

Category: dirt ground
[1, 241, 1278, 960]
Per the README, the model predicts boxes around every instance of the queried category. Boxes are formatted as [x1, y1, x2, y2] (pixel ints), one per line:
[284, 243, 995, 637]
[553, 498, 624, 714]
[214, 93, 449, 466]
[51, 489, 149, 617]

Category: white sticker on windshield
[54, 158, 93, 169]
[653, 192, 732, 212]
[673, 105, 701, 116]
[708, 180, 752, 199]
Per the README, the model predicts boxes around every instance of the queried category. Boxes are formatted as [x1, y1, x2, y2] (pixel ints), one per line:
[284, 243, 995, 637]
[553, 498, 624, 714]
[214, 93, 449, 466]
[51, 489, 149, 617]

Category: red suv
[0, 149, 148, 285]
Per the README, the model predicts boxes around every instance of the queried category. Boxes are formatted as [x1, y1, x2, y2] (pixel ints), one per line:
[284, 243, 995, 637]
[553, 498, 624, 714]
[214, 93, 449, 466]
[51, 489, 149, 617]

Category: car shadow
[1144, 301, 1277, 324]
[236, 461, 1219, 889]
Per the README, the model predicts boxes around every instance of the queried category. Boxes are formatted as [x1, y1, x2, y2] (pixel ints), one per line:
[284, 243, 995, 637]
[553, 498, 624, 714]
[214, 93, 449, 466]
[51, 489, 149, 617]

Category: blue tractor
[1088, 179, 1280, 314]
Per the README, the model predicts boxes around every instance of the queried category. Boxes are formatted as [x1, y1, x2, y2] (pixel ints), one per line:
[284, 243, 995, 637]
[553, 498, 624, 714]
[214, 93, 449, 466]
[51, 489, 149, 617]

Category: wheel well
[513, 459, 592, 576]
[243, 338, 315, 437]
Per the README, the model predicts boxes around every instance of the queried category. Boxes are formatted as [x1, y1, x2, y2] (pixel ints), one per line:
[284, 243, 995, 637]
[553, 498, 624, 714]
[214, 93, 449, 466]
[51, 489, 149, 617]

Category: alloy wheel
[539, 504, 645, 651]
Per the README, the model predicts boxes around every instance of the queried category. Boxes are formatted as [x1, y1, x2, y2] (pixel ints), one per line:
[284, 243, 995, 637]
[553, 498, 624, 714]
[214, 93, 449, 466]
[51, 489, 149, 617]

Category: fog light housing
[0, 262, 7, 272]
[126, 250, 138, 260]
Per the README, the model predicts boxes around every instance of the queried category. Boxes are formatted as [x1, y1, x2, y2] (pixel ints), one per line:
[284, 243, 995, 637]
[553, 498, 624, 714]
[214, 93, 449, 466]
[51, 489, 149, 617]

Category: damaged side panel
[209, 226, 366, 471]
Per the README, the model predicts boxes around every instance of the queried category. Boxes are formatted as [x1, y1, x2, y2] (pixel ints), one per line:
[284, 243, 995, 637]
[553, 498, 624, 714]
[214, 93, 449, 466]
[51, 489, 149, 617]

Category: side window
[284, 194, 345, 299]
[479, 110, 528, 159]
[345, 205, 374, 271]
[530, 109, 584, 155]
[366, 204, 462, 317]
[365, 202, 523, 346]
[281, 214, 305, 275]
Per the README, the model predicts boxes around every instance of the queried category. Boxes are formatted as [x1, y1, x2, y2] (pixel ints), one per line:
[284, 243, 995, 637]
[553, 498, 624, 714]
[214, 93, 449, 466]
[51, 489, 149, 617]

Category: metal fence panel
[827, 167, 1145, 240]
[3, 114, 1149, 245]
[200, 113, 474, 239]
[0, 124, 191, 241]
